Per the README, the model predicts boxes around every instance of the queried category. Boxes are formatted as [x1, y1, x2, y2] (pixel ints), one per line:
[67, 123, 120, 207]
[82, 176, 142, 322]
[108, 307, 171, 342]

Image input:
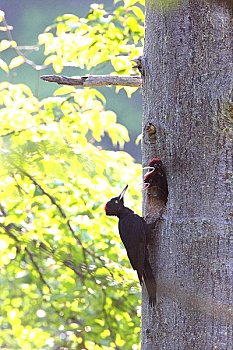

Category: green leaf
[0, 10, 5, 23]
[9, 56, 25, 69]
[0, 58, 8, 72]
[131, 5, 144, 21]
[135, 133, 142, 145]
[0, 40, 12, 52]
[54, 86, 76, 95]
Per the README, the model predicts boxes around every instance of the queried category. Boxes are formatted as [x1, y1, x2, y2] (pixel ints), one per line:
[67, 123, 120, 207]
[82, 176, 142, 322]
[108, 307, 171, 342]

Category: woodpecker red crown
[149, 157, 161, 166]
[143, 158, 162, 185]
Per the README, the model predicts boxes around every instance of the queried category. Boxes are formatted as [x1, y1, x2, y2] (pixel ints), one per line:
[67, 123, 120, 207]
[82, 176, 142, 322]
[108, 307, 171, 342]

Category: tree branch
[18, 169, 85, 251]
[0, 216, 85, 280]
[25, 247, 52, 292]
[16, 168, 117, 275]
[0, 213, 51, 292]
[40, 74, 142, 88]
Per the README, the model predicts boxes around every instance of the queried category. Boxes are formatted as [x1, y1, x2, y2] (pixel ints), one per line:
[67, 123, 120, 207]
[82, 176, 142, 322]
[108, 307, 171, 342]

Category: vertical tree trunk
[142, 1, 233, 349]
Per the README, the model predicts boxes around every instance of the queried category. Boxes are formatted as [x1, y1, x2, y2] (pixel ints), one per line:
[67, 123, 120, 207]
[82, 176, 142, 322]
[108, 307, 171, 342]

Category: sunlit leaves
[38, 2, 144, 78]
[0, 10, 5, 22]
[0, 57, 8, 72]
[0, 1, 145, 348]
[0, 39, 16, 52]
[0, 0, 144, 88]
[9, 55, 25, 69]
[0, 81, 141, 349]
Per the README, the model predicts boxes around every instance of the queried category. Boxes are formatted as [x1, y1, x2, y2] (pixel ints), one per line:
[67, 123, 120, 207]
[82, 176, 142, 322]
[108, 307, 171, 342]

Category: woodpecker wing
[118, 213, 146, 284]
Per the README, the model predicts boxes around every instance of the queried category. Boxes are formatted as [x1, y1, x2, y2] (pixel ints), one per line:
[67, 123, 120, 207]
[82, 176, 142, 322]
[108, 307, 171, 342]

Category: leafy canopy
[0, 1, 144, 349]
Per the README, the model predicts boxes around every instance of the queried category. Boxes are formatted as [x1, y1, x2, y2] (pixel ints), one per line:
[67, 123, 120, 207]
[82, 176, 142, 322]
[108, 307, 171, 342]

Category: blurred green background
[0, 0, 142, 162]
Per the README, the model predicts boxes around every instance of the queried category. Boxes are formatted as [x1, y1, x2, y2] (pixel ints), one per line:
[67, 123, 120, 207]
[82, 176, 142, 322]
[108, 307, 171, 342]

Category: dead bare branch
[40, 74, 142, 87]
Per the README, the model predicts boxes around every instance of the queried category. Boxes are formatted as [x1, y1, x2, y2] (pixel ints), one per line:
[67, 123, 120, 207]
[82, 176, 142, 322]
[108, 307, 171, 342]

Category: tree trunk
[141, 1, 233, 349]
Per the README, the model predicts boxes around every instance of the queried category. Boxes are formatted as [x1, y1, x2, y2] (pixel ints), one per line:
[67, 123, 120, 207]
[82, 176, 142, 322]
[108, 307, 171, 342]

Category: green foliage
[39, 1, 144, 75]
[0, 1, 144, 349]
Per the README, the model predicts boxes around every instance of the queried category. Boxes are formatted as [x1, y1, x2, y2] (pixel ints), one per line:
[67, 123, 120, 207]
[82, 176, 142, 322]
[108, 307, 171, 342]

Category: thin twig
[0, 219, 51, 293]
[2, 15, 48, 71]
[25, 247, 52, 292]
[62, 258, 85, 279]
[40, 74, 142, 87]
[0, 219, 85, 280]
[16, 168, 118, 275]
[18, 169, 85, 249]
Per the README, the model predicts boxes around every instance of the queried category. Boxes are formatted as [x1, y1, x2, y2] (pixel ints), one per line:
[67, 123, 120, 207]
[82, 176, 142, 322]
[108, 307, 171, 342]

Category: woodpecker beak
[142, 183, 150, 191]
[142, 166, 155, 171]
[118, 185, 128, 200]
[143, 166, 155, 179]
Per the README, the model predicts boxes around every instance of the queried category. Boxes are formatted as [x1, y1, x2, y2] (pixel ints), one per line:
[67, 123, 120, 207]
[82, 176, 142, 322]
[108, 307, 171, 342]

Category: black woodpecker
[105, 185, 157, 305]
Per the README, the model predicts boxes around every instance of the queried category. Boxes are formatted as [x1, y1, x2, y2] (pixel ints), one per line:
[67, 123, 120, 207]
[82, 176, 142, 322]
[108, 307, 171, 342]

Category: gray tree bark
[141, 1, 233, 349]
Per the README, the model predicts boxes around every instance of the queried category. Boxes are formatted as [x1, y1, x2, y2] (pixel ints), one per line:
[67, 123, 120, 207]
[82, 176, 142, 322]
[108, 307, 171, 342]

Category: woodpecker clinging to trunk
[105, 185, 157, 306]
[143, 157, 168, 203]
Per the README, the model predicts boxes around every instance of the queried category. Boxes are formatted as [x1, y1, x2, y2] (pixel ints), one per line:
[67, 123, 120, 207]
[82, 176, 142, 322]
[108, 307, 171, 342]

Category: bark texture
[142, 0, 233, 349]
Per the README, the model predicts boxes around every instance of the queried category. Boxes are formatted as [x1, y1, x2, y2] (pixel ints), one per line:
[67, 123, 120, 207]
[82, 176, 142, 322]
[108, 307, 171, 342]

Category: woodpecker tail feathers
[143, 258, 157, 306]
